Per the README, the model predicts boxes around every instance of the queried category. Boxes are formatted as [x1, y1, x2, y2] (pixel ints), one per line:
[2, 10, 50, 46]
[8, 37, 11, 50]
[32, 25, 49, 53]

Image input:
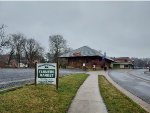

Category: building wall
[112, 63, 133, 69]
[66, 56, 111, 69]
[120, 64, 124, 69]
[112, 64, 120, 69]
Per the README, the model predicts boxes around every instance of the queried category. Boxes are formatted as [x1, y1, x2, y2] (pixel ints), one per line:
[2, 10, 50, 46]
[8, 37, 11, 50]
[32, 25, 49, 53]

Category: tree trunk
[7, 50, 14, 65]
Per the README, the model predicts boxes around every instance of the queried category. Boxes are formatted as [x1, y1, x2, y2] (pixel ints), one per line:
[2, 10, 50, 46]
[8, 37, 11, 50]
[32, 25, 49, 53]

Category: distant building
[59, 46, 114, 70]
[0, 54, 21, 68]
[112, 57, 134, 69]
[0, 54, 8, 68]
[0, 55, 18, 68]
[0, 54, 41, 68]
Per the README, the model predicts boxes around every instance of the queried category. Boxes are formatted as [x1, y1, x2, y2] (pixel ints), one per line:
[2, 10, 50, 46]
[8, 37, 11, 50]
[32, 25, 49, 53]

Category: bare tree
[63, 47, 73, 54]
[46, 47, 72, 63]
[7, 37, 15, 65]
[0, 24, 9, 53]
[9, 33, 25, 67]
[23, 38, 44, 67]
[49, 35, 67, 63]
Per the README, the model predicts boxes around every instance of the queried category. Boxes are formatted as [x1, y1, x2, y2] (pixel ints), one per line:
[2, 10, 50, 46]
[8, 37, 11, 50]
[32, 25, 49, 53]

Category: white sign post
[36, 63, 57, 84]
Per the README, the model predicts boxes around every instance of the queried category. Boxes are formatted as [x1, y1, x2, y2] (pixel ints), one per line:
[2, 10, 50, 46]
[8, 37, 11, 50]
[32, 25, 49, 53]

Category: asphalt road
[128, 69, 150, 81]
[0, 68, 85, 90]
[108, 69, 150, 104]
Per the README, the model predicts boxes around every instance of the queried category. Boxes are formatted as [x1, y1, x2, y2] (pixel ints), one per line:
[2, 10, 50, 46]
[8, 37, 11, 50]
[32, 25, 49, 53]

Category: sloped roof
[60, 46, 103, 57]
[60, 46, 114, 62]
[112, 57, 133, 64]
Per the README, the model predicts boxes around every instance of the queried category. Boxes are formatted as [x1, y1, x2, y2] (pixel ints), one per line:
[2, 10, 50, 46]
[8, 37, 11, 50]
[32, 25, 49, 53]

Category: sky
[0, 1, 150, 58]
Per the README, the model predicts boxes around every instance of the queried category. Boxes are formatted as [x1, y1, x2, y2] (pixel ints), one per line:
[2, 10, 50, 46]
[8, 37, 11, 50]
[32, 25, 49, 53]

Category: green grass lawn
[0, 74, 88, 113]
[99, 75, 148, 113]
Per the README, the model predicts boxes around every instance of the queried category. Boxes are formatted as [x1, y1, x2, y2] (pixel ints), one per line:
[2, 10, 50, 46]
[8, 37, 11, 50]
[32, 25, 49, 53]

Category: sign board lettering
[36, 63, 57, 84]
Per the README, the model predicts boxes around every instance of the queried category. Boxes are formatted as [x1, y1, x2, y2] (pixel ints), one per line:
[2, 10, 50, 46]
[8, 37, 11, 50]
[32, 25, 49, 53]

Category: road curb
[0, 86, 23, 94]
[0, 83, 33, 94]
[102, 71, 150, 113]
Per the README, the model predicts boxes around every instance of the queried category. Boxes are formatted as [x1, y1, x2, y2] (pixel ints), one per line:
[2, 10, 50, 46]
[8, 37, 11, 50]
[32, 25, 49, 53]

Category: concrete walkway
[68, 71, 107, 113]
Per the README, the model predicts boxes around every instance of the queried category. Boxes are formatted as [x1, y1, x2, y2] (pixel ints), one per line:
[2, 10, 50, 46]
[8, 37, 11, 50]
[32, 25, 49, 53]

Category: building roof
[60, 46, 102, 57]
[112, 62, 133, 65]
[60, 46, 114, 61]
[113, 57, 133, 63]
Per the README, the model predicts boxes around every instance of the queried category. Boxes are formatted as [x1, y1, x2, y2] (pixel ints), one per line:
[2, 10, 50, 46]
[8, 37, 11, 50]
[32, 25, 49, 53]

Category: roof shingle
[60, 46, 103, 57]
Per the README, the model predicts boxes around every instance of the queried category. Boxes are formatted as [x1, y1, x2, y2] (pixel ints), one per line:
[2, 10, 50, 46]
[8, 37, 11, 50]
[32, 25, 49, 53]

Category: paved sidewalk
[68, 71, 107, 113]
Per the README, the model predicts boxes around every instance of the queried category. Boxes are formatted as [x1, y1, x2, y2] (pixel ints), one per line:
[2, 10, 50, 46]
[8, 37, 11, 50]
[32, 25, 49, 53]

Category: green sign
[36, 63, 57, 84]
[38, 69, 55, 78]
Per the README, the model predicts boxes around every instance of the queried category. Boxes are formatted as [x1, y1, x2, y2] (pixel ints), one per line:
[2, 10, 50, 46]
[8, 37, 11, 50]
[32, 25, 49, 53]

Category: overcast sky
[0, 1, 150, 58]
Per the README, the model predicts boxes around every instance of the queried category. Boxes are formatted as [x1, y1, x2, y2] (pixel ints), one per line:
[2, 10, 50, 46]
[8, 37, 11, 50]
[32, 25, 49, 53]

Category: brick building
[112, 57, 134, 69]
[59, 46, 114, 69]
